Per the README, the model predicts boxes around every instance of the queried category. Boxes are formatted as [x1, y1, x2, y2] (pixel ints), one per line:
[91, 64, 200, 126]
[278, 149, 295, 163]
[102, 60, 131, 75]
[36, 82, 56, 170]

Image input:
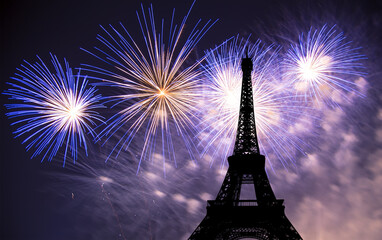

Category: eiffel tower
[189, 53, 302, 240]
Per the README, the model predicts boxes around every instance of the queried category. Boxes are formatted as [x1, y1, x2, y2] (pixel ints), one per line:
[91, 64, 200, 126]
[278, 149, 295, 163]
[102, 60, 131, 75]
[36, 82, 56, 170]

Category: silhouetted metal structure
[189, 55, 302, 240]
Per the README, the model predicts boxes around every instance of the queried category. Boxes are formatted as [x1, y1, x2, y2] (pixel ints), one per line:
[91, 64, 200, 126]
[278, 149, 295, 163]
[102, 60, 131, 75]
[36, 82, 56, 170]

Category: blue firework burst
[283, 25, 366, 106]
[4, 54, 104, 165]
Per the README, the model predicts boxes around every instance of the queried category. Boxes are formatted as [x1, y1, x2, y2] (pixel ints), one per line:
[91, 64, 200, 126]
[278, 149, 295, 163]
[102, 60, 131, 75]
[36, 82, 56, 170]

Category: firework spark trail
[82, 1, 217, 174]
[283, 25, 366, 107]
[3, 54, 104, 165]
[100, 182, 127, 240]
[198, 36, 308, 169]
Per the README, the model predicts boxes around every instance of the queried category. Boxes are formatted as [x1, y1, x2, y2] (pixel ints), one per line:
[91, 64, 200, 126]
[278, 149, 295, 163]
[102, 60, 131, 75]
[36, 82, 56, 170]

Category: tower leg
[215, 167, 242, 202]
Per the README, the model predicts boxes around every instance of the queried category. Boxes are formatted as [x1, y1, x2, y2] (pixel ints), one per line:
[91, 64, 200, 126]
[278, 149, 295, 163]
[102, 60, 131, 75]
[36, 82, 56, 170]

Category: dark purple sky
[1, 0, 382, 239]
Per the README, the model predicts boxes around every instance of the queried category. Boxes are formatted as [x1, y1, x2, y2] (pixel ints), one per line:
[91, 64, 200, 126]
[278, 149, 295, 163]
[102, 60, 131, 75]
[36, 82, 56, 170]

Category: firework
[82, 2, 216, 173]
[283, 25, 365, 106]
[198, 36, 307, 169]
[4, 55, 104, 165]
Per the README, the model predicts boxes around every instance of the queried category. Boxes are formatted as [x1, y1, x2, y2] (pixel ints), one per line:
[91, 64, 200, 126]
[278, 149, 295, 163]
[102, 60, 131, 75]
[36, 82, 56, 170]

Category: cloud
[376, 128, 382, 142]
[199, 192, 213, 201]
[154, 190, 166, 198]
[322, 108, 344, 132]
[378, 109, 382, 121]
[172, 193, 186, 203]
[294, 122, 382, 240]
[302, 153, 324, 176]
[186, 199, 202, 214]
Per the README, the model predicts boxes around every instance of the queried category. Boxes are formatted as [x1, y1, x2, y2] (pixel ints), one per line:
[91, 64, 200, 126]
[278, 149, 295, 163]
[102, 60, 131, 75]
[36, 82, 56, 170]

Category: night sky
[1, 0, 382, 239]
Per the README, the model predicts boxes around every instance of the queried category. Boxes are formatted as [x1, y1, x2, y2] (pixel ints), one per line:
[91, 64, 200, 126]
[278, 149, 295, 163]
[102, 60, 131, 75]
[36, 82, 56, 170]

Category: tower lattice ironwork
[188, 55, 302, 240]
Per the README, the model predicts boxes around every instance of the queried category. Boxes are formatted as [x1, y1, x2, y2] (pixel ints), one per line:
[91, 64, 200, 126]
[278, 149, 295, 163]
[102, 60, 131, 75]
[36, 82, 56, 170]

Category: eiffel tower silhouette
[189, 53, 302, 239]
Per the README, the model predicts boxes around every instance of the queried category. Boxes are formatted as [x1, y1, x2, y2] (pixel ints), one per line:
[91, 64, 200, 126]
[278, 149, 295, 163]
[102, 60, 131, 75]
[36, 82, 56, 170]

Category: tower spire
[233, 52, 260, 155]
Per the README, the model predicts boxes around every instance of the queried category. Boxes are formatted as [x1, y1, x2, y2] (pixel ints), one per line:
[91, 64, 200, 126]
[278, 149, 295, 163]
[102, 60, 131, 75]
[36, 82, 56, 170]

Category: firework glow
[198, 36, 308, 169]
[82, 2, 217, 173]
[3, 55, 104, 165]
[283, 25, 365, 106]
